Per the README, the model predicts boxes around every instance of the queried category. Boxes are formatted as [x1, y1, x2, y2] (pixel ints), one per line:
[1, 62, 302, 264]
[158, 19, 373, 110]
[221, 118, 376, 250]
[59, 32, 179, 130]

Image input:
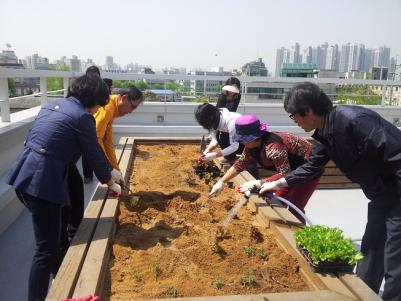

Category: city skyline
[1, 0, 401, 72]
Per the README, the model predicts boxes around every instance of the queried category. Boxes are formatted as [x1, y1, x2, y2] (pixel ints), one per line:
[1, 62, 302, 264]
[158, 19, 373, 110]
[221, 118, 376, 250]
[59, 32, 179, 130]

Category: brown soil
[103, 144, 308, 300]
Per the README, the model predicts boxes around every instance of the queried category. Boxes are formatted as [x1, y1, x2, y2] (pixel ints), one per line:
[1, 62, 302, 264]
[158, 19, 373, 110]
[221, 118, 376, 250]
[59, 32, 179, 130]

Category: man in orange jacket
[82, 86, 143, 184]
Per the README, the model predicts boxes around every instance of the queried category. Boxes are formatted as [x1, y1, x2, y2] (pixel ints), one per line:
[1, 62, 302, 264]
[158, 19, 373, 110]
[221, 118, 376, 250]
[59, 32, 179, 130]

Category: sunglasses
[289, 113, 295, 120]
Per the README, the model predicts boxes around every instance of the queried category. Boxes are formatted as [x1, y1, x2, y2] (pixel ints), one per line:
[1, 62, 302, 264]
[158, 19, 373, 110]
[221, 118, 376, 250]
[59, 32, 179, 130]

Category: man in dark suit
[261, 82, 401, 301]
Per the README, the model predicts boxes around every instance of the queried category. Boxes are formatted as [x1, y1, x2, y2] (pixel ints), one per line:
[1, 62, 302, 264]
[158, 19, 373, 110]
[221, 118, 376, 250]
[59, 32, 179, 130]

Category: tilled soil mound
[103, 144, 308, 300]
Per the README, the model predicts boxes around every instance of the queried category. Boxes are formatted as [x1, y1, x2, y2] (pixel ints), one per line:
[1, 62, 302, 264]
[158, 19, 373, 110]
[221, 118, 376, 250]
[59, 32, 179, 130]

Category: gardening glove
[259, 178, 288, 195]
[63, 295, 99, 301]
[209, 180, 224, 196]
[111, 168, 125, 188]
[239, 180, 261, 194]
[203, 152, 217, 162]
[108, 182, 122, 197]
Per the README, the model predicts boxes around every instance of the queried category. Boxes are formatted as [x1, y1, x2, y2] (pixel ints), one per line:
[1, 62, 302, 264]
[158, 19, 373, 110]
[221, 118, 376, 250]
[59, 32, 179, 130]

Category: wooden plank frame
[46, 137, 134, 301]
[46, 138, 380, 301]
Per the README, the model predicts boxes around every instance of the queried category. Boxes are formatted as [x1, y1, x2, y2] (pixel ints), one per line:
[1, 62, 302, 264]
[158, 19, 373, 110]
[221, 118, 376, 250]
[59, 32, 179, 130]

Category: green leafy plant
[150, 262, 162, 279]
[214, 277, 224, 289]
[255, 247, 268, 260]
[244, 246, 256, 256]
[240, 272, 258, 287]
[210, 242, 223, 254]
[295, 225, 364, 265]
[165, 287, 178, 298]
[130, 267, 141, 281]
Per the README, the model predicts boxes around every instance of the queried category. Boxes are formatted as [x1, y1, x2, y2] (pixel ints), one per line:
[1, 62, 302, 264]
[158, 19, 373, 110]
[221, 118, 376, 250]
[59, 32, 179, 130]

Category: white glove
[111, 168, 125, 188]
[209, 180, 224, 196]
[239, 180, 261, 193]
[259, 178, 288, 194]
[108, 182, 122, 196]
[203, 152, 217, 162]
[111, 168, 123, 182]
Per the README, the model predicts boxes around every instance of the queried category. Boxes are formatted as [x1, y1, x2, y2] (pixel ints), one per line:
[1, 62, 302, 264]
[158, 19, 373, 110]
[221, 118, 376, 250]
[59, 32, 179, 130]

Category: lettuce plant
[295, 225, 363, 266]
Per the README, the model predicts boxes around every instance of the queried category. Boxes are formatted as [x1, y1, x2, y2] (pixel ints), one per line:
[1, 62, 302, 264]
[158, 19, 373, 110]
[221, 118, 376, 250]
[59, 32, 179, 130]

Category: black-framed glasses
[289, 113, 295, 120]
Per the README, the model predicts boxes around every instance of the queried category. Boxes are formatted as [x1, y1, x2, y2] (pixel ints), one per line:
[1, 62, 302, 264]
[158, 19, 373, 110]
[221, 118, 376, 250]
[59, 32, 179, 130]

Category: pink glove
[63, 295, 99, 301]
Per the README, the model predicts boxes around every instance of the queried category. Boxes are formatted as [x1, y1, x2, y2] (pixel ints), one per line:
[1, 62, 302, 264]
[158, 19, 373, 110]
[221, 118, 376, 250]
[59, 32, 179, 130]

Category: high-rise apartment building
[348, 43, 365, 71]
[373, 45, 391, 68]
[325, 44, 339, 70]
[105, 56, 114, 70]
[301, 47, 312, 64]
[339, 43, 350, 73]
[289, 43, 300, 64]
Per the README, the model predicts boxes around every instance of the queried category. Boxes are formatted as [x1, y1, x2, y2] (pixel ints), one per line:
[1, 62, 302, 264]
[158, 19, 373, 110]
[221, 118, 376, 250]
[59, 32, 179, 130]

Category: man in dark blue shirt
[259, 82, 401, 301]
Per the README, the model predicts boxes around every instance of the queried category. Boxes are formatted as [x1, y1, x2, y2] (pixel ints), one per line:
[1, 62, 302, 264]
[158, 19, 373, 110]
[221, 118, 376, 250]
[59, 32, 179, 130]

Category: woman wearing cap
[195, 103, 243, 162]
[215, 77, 242, 163]
[217, 77, 241, 112]
[209, 115, 321, 224]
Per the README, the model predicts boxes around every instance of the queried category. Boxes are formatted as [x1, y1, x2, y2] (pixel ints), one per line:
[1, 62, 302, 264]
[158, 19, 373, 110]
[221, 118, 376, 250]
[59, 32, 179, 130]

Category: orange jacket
[94, 95, 120, 170]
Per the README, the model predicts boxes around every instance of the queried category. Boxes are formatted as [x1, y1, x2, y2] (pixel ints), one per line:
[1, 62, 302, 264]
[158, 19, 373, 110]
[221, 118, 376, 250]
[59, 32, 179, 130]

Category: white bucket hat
[222, 85, 240, 94]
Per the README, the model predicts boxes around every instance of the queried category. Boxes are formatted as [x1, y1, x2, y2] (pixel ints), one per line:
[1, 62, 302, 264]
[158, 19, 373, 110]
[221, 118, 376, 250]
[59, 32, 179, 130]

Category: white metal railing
[1, 68, 401, 122]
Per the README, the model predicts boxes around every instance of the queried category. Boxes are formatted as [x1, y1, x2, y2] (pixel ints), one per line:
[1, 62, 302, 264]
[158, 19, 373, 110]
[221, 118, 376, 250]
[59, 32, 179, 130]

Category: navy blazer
[285, 105, 401, 205]
[7, 97, 111, 206]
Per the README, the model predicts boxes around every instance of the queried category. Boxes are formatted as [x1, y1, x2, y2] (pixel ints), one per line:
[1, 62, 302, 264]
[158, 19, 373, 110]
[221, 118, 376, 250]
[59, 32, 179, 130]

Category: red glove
[63, 295, 99, 301]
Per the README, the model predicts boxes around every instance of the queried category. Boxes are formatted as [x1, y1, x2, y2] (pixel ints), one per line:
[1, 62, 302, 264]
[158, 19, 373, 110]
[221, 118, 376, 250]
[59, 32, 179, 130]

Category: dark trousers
[81, 155, 93, 179]
[216, 131, 244, 162]
[17, 192, 65, 301]
[65, 165, 84, 246]
[356, 201, 401, 301]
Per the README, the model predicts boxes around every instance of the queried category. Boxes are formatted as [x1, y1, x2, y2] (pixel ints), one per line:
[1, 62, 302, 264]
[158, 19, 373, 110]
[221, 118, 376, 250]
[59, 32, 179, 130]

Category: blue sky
[1, 0, 400, 72]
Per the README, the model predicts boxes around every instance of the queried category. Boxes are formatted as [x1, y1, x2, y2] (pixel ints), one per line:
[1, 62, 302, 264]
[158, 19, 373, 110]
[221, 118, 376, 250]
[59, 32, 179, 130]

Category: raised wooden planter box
[46, 137, 378, 301]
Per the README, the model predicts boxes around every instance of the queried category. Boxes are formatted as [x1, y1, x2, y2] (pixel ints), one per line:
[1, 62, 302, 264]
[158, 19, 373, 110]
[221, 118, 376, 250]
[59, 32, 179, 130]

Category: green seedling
[244, 246, 256, 256]
[214, 277, 224, 289]
[210, 242, 223, 254]
[129, 196, 140, 207]
[150, 262, 161, 279]
[215, 225, 227, 240]
[256, 247, 268, 260]
[130, 267, 141, 281]
[240, 272, 258, 288]
[165, 287, 178, 298]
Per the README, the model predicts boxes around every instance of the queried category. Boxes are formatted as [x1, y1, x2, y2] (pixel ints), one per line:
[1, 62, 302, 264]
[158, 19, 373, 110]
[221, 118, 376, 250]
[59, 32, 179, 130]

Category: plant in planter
[244, 246, 256, 256]
[210, 242, 224, 255]
[295, 225, 364, 272]
[255, 247, 268, 260]
[240, 272, 258, 288]
[192, 158, 222, 183]
[165, 287, 178, 298]
[150, 262, 162, 279]
[250, 226, 263, 242]
[213, 277, 224, 290]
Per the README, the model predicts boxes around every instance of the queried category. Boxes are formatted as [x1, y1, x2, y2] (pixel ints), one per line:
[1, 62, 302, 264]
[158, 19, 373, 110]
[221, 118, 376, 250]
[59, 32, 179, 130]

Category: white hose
[265, 194, 363, 243]
[267, 193, 314, 226]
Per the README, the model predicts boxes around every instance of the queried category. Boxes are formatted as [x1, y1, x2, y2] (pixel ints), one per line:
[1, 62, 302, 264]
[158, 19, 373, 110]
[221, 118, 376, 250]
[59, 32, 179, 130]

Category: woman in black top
[215, 77, 241, 162]
[216, 77, 241, 112]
